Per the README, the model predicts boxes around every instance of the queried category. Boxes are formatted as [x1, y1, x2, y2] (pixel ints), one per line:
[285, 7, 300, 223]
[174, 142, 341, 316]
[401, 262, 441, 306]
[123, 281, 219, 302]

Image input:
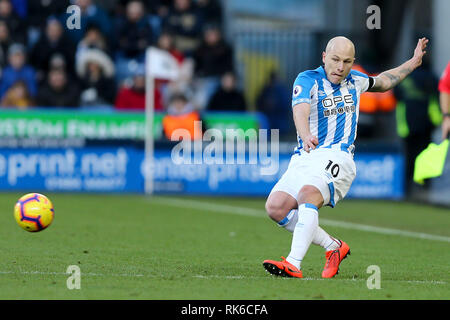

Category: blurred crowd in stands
[0, 0, 254, 115]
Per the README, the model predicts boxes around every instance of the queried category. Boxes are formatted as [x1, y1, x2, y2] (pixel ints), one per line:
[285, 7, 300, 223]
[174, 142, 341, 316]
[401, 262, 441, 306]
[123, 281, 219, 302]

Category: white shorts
[270, 148, 356, 207]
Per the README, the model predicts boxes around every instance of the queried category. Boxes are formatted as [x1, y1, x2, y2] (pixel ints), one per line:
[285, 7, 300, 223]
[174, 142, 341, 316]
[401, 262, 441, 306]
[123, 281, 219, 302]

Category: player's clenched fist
[303, 134, 318, 153]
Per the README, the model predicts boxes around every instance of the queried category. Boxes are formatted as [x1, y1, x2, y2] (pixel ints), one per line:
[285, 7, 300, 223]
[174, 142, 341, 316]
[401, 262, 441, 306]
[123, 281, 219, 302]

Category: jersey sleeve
[291, 73, 316, 107]
[350, 69, 372, 93]
[438, 61, 450, 94]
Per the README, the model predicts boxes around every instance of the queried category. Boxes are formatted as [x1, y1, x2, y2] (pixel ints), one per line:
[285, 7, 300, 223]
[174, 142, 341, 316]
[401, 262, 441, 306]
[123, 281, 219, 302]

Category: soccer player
[438, 61, 450, 140]
[263, 36, 428, 278]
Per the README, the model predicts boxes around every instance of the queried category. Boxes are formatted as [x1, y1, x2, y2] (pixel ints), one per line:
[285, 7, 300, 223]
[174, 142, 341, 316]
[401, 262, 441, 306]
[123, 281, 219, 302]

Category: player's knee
[298, 185, 323, 208]
[265, 200, 286, 222]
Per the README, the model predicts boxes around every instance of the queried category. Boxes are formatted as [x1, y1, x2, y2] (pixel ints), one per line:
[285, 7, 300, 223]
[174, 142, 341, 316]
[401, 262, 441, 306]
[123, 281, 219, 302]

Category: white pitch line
[0, 271, 144, 277]
[149, 197, 450, 243]
[194, 275, 447, 284]
[0, 271, 446, 285]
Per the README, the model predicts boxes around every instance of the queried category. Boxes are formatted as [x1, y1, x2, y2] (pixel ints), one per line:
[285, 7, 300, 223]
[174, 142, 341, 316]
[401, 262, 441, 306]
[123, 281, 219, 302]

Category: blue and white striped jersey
[291, 66, 372, 155]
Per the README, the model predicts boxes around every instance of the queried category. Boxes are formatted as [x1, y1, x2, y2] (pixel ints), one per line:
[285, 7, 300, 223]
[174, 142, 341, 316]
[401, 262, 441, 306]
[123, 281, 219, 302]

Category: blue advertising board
[349, 153, 405, 199]
[0, 147, 404, 199]
[0, 147, 142, 193]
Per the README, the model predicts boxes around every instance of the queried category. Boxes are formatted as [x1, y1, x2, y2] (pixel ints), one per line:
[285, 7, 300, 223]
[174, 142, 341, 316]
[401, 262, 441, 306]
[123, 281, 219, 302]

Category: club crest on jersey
[293, 85, 302, 97]
[346, 80, 355, 90]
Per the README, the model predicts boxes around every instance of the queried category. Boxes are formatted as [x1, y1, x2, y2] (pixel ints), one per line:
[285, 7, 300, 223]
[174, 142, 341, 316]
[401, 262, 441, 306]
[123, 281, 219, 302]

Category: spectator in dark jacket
[36, 67, 80, 107]
[193, 24, 232, 78]
[27, 0, 69, 31]
[30, 17, 76, 83]
[0, 43, 37, 100]
[207, 72, 246, 112]
[76, 23, 112, 58]
[256, 71, 293, 136]
[116, 0, 153, 59]
[162, 0, 204, 54]
[0, 20, 11, 68]
[192, 24, 233, 109]
[0, 0, 26, 44]
[114, 0, 154, 82]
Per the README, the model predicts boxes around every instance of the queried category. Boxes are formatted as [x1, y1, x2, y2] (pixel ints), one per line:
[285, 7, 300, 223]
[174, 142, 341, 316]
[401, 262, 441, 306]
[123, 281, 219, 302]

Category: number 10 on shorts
[325, 160, 340, 178]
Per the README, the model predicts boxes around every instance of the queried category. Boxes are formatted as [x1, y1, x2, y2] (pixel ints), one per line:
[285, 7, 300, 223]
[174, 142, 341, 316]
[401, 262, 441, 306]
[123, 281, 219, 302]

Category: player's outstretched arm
[293, 102, 318, 152]
[369, 37, 429, 92]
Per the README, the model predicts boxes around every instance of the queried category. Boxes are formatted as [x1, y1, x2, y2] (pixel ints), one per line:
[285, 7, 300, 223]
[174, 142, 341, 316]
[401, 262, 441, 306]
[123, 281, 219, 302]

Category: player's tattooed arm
[371, 65, 413, 92]
[369, 37, 428, 92]
[369, 63, 413, 92]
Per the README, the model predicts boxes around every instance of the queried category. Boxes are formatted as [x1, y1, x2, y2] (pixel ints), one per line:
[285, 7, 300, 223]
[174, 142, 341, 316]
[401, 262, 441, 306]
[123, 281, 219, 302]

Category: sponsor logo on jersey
[321, 94, 356, 117]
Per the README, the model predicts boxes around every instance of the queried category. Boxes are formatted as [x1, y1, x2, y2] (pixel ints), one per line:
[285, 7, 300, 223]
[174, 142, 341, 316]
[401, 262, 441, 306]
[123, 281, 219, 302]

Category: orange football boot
[322, 240, 350, 278]
[263, 256, 303, 278]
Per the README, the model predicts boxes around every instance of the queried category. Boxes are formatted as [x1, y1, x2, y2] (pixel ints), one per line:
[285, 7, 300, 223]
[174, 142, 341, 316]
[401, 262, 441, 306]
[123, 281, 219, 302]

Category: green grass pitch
[0, 193, 449, 300]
